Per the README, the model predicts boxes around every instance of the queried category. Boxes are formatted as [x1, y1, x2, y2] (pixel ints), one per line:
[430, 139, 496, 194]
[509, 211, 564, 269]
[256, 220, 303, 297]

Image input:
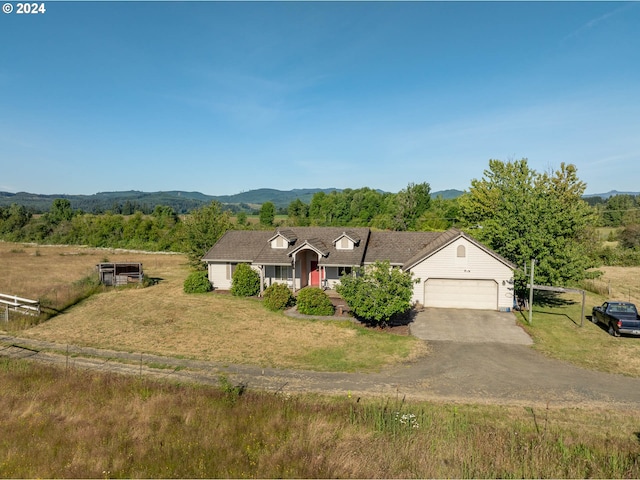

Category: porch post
[292, 255, 297, 292]
[259, 265, 264, 297]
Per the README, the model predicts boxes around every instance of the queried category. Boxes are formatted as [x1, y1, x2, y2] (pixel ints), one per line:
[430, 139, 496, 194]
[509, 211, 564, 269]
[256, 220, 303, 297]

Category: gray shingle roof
[364, 231, 442, 265]
[202, 227, 515, 271]
[201, 230, 273, 262]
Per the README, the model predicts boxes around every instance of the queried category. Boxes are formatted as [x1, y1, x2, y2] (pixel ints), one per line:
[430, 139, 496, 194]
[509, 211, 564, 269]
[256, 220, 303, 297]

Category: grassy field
[593, 266, 640, 305]
[0, 242, 424, 372]
[518, 287, 640, 377]
[1, 358, 638, 479]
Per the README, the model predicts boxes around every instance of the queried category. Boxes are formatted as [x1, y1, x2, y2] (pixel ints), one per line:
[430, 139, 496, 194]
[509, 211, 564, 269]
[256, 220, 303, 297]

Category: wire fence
[579, 278, 639, 305]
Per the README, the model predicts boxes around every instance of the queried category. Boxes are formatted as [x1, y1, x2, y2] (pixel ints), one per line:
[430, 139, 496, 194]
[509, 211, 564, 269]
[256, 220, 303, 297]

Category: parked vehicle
[591, 301, 640, 337]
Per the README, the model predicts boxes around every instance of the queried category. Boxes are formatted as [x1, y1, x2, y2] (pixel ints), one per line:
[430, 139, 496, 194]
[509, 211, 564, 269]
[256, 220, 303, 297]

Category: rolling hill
[0, 187, 465, 213]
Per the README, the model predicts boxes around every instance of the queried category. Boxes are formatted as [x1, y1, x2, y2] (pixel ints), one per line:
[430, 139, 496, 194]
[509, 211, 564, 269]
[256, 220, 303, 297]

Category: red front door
[310, 260, 320, 287]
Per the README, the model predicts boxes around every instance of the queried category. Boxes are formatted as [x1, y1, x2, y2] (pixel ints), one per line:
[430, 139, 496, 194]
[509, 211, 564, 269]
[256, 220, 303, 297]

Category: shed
[97, 262, 144, 286]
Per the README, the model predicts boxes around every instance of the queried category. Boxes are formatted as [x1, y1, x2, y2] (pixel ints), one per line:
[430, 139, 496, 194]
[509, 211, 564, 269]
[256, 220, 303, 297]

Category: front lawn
[4, 242, 425, 372]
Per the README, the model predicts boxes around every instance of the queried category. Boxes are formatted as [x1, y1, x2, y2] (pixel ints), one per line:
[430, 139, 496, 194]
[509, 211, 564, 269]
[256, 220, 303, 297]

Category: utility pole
[528, 259, 535, 325]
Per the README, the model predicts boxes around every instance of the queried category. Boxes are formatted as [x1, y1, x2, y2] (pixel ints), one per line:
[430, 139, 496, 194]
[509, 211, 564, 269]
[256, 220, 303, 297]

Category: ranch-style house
[202, 227, 516, 311]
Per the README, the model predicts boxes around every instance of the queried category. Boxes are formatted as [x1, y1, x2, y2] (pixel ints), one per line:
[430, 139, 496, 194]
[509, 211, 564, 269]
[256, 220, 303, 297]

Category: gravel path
[2, 334, 639, 408]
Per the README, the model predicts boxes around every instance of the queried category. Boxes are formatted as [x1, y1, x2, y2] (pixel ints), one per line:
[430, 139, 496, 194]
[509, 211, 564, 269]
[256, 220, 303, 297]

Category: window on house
[274, 265, 292, 281]
[226, 263, 237, 280]
[457, 245, 466, 258]
[339, 267, 353, 276]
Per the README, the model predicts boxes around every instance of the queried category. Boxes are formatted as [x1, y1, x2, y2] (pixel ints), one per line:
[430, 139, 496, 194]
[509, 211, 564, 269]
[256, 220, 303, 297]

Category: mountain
[0, 188, 341, 213]
[0, 187, 467, 214]
[214, 188, 340, 206]
[582, 190, 640, 199]
[431, 189, 464, 199]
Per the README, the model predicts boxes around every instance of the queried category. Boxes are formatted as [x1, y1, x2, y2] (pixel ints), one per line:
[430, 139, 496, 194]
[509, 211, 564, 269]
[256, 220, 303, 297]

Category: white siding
[408, 238, 514, 310]
[207, 262, 232, 290]
[271, 236, 287, 249]
[336, 237, 354, 250]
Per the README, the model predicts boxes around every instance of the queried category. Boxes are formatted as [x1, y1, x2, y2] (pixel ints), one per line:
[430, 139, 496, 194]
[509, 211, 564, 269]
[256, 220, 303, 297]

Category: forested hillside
[0, 188, 464, 214]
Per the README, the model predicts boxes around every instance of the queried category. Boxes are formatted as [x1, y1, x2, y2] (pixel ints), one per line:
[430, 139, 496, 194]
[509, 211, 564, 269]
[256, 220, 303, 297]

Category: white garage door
[424, 279, 498, 310]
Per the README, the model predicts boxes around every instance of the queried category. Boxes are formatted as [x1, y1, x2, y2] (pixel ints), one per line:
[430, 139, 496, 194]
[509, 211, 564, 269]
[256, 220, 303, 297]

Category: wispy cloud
[563, 3, 637, 41]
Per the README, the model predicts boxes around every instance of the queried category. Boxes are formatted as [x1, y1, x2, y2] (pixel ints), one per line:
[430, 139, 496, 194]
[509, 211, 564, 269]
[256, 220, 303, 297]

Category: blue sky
[1, 1, 639, 196]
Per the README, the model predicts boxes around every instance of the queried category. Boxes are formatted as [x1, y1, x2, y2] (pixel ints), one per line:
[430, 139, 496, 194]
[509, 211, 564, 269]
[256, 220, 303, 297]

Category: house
[202, 227, 516, 311]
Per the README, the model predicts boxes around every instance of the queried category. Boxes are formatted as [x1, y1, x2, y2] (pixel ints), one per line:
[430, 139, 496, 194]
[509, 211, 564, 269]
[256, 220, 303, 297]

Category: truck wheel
[608, 324, 620, 337]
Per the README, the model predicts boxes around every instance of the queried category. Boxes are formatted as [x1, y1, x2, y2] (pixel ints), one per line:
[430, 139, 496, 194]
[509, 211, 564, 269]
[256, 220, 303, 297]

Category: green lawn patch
[517, 290, 640, 377]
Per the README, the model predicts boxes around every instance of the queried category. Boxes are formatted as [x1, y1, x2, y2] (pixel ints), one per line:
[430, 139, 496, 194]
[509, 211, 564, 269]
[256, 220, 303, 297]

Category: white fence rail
[0, 293, 40, 319]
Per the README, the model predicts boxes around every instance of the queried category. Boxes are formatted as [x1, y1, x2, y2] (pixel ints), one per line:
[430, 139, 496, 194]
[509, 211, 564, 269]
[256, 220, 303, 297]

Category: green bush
[183, 270, 213, 293]
[336, 261, 417, 325]
[231, 263, 261, 297]
[263, 283, 295, 311]
[296, 287, 334, 316]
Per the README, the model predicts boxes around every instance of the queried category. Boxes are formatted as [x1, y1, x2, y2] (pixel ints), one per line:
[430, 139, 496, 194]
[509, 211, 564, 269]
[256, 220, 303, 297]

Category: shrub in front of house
[183, 270, 213, 293]
[262, 283, 296, 311]
[296, 287, 334, 316]
[231, 263, 261, 297]
[336, 260, 417, 326]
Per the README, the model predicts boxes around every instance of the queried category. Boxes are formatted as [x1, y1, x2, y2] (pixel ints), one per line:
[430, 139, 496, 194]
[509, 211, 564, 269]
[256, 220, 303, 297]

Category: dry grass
[596, 266, 640, 305]
[1, 242, 423, 371]
[0, 241, 184, 301]
[1, 359, 639, 479]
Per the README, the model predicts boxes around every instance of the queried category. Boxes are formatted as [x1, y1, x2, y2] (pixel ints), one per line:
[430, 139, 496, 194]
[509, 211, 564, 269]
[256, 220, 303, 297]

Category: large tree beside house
[459, 159, 596, 289]
[181, 201, 233, 268]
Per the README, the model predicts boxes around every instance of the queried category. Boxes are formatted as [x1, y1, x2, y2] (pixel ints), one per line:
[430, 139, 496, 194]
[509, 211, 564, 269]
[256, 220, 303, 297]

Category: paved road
[2, 330, 639, 408]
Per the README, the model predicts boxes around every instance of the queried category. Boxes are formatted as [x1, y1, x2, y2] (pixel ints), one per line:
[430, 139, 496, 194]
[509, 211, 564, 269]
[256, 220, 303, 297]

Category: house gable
[333, 230, 361, 251]
[402, 228, 516, 271]
[405, 232, 515, 310]
[268, 229, 298, 249]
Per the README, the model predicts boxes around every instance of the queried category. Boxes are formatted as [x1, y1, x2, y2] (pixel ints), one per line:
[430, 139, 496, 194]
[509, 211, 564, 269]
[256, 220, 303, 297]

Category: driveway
[410, 308, 533, 345]
[2, 331, 640, 407]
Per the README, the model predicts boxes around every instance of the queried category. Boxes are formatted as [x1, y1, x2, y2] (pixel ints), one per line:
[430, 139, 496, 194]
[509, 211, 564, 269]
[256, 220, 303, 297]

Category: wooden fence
[0, 293, 40, 321]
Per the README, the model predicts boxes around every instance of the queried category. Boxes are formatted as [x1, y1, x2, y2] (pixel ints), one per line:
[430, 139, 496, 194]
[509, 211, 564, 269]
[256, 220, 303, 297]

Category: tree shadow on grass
[517, 291, 582, 326]
[534, 290, 576, 308]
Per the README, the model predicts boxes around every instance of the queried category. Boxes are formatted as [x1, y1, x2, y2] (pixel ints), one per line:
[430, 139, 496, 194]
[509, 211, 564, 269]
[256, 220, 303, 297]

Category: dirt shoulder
[2, 334, 639, 409]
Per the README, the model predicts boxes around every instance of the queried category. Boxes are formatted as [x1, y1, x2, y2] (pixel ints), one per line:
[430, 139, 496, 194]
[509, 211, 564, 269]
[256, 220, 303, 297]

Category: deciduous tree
[259, 202, 276, 227]
[459, 159, 596, 289]
[181, 201, 233, 268]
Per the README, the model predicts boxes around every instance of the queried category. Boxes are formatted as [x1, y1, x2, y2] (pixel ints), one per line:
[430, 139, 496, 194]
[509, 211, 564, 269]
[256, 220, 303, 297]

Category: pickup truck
[591, 301, 640, 337]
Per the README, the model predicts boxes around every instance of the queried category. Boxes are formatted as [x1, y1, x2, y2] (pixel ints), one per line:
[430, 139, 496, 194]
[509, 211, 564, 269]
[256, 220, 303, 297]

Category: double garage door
[424, 278, 498, 310]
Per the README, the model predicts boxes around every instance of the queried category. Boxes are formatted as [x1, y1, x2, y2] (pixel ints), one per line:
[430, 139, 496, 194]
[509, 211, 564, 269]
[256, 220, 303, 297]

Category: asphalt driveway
[410, 308, 533, 345]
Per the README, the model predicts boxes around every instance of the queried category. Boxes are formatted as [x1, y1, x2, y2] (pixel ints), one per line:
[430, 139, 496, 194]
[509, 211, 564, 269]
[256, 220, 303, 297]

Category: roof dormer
[333, 230, 360, 250]
[268, 229, 297, 249]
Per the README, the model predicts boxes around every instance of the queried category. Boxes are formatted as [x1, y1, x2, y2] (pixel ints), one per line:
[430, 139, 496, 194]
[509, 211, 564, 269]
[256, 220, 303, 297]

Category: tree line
[2, 159, 640, 286]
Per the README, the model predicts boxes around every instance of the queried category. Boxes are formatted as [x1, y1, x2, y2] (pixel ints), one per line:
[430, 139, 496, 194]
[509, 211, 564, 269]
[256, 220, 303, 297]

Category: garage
[424, 278, 498, 310]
